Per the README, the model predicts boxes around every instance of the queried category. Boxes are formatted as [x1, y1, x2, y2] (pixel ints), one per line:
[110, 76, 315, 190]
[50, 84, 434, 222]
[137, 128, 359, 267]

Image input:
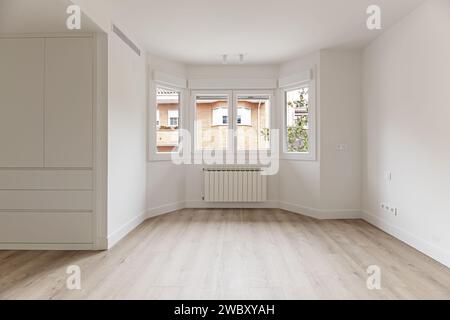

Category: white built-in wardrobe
[0, 34, 106, 249]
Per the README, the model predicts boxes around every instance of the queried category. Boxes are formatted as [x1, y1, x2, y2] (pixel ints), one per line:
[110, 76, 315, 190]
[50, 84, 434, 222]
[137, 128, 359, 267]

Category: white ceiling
[1, 0, 425, 65]
[109, 0, 425, 65]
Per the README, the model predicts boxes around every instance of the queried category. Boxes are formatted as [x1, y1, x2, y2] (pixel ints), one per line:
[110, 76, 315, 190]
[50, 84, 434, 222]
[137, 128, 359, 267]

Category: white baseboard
[107, 210, 147, 249]
[362, 211, 450, 268]
[279, 201, 362, 220]
[106, 202, 185, 249]
[184, 200, 279, 209]
[146, 201, 185, 219]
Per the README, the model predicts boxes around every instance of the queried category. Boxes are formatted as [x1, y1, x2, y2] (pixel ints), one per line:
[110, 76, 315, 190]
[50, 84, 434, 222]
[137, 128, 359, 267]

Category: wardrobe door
[44, 37, 93, 168]
[0, 38, 45, 167]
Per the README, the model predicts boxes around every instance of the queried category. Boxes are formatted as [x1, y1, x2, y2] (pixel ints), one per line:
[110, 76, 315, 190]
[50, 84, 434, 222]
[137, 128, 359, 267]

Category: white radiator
[203, 168, 267, 203]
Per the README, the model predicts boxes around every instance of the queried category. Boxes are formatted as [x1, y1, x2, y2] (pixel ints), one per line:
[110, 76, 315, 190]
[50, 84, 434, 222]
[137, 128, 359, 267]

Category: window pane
[236, 95, 271, 151]
[156, 88, 180, 153]
[286, 87, 309, 153]
[195, 95, 229, 150]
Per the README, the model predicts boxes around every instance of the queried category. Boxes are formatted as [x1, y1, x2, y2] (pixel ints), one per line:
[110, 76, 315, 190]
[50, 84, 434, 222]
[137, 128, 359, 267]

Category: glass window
[285, 87, 309, 153]
[236, 95, 270, 151]
[156, 87, 180, 153]
[195, 95, 230, 150]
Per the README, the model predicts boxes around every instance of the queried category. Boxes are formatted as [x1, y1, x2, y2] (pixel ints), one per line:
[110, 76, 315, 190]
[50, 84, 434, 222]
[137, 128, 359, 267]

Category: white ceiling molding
[188, 78, 277, 90]
[153, 71, 187, 89]
[278, 69, 313, 88]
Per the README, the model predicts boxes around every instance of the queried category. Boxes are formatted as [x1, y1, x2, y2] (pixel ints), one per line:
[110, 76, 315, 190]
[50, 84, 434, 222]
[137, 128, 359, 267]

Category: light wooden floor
[1, 209, 449, 300]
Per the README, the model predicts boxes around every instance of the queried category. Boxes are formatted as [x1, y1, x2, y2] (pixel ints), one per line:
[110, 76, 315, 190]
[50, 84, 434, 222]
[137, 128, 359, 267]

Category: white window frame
[280, 80, 316, 161]
[149, 83, 184, 162]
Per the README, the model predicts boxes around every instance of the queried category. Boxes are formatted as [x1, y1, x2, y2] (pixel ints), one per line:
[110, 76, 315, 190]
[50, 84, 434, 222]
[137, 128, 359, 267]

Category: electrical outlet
[381, 203, 398, 216]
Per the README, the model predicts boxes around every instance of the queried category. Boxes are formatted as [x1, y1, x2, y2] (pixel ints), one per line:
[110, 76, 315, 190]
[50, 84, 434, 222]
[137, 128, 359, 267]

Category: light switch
[384, 171, 392, 182]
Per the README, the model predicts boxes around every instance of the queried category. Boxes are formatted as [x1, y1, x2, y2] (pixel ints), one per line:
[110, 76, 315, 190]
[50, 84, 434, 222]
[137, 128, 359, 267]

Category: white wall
[147, 54, 187, 214]
[187, 65, 279, 80]
[278, 53, 322, 211]
[68, 0, 149, 248]
[362, 0, 450, 266]
[319, 50, 362, 212]
[107, 30, 147, 246]
[278, 51, 362, 218]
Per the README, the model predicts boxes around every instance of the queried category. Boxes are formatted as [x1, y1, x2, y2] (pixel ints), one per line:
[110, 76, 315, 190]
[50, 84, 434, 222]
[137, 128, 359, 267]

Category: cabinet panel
[0, 39, 45, 167]
[0, 190, 93, 211]
[0, 212, 93, 244]
[45, 38, 93, 168]
[0, 169, 93, 190]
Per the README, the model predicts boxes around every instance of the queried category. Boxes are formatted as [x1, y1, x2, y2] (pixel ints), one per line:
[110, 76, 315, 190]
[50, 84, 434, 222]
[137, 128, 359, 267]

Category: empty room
[0, 0, 449, 306]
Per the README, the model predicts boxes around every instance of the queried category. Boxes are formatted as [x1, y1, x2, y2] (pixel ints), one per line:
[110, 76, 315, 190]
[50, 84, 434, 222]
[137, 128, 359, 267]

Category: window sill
[149, 151, 316, 163]
[281, 152, 316, 161]
[149, 152, 178, 162]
